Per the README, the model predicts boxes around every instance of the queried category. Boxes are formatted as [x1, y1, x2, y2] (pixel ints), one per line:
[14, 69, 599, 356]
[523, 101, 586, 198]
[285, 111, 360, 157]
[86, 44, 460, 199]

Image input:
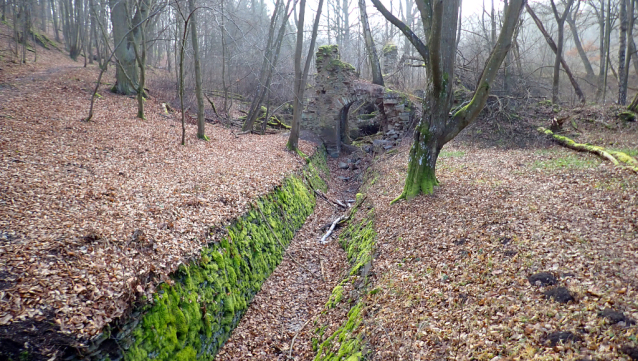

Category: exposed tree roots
[538, 127, 638, 172]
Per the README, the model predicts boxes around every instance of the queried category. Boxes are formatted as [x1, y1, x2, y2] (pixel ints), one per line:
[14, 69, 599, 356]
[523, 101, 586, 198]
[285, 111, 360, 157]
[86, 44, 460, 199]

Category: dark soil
[544, 287, 575, 303]
[528, 272, 557, 286]
[598, 308, 636, 325]
[546, 331, 580, 346]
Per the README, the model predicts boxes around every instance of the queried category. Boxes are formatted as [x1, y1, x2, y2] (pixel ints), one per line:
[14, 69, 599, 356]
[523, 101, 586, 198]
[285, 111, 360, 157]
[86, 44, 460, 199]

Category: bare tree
[288, 0, 324, 150]
[371, 0, 526, 200]
[189, 0, 207, 139]
[549, 0, 575, 104]
[618, 0, 629, 104]
[526, 4, 586, 104]
[358, 0, 383, 86]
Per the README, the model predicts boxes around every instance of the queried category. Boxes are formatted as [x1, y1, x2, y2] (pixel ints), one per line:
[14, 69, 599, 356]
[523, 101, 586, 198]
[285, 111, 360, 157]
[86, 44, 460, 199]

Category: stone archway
[302, 45, 411, 157]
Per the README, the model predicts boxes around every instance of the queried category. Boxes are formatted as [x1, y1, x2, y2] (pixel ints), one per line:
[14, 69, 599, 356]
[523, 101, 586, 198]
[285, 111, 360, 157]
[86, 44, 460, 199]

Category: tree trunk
[189, 0, 207, 140]
[288, 0, 324, 150]
[526, 4, 585, 104]
[618, 0, 628, 104]
[110, 0, 139, 95]
[566, 8, 595, 81]
[402, 93, 445, 198]
[629, 92, 638, 112]
[550, 0, 574, 104]
[372, 0, 524, 201]
[242, 0, 293, 131]
[359, 0, 384, 86]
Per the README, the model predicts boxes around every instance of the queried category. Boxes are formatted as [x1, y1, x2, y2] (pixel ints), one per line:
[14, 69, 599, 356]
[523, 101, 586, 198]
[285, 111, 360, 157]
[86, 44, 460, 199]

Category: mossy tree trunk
[372, 0, 526, 202]
[629, 92, 638, 113]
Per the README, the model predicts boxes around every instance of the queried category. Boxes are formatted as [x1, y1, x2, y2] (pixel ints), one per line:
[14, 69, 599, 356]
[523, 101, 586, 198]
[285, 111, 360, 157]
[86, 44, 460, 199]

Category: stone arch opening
[301, 44, 412, 157]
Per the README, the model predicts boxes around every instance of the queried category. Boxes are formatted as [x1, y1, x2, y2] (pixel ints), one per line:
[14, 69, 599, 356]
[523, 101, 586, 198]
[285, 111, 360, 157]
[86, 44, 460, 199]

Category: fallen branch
[320, 216, 343, 244]
[288, 318, 312, 359]
[314, 189, 345, 209]
[538, 127, 638, 172]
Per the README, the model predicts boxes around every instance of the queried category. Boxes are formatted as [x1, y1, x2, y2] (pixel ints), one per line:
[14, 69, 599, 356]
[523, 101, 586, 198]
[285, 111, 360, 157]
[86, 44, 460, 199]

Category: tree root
[538, 127, 638, 172]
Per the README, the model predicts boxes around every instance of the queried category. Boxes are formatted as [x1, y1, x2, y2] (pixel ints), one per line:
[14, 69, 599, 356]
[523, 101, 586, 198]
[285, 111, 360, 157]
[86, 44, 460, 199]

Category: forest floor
[211, 102, 638, 361]
[0, 44, 315, 354]
[334, 108, 638, 360]
[2, 36, 638, 361]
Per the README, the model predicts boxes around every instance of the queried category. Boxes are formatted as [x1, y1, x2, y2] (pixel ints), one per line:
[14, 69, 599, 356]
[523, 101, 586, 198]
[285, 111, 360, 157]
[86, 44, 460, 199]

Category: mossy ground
[93, 150, 328, 361]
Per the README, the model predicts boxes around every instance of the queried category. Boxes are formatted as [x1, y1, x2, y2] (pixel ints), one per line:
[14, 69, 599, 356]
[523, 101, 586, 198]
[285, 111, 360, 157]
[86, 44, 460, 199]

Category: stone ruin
[302, 45, 414, 158]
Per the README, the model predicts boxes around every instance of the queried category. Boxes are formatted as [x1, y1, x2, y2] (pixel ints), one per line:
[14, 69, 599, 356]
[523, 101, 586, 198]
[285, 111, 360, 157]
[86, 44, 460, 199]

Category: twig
[320, 216, 343, 244]
[288, 318, 312, 359]
[255, 204, 321, 280]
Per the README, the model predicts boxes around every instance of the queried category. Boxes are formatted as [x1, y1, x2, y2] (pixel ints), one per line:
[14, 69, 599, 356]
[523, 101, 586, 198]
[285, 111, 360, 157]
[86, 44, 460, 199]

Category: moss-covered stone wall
[312, 194, 377, 361]
[89, 149, 328, 361]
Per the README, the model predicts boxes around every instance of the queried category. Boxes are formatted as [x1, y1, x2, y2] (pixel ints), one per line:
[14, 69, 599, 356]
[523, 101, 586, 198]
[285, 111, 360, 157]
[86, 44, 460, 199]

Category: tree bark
[550, 0, 574, 104]
[188, 0, 207, 139]
[618, 0, 628, 104]
[110, 0, 142, 94]
[288, 0, 324, 150]
[526, 4, 585, 104]
[566, 6, 595, 81]
[359, 0, 383, 86]
[371, 0, 525, 200]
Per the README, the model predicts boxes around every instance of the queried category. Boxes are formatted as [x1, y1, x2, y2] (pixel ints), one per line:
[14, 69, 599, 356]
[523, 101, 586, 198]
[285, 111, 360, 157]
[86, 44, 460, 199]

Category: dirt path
[217, 154, 368, 360]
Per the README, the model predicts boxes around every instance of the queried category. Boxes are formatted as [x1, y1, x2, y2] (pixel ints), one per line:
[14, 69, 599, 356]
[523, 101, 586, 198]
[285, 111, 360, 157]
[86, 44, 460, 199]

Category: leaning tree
[369, 0, 526, 201]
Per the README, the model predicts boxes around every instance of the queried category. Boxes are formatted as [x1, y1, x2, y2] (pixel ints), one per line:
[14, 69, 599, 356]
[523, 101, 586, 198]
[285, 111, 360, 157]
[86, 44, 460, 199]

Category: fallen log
[538, 127, 638, 172]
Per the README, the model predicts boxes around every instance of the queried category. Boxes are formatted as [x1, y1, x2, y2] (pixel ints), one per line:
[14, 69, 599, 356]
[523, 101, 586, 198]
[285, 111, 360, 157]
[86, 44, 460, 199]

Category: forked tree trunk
[371, 0, 525, 201]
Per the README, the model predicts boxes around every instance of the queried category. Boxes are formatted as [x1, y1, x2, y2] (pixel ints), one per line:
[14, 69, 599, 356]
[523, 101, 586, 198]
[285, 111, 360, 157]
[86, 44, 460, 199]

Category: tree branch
[369, 0, 429, 61]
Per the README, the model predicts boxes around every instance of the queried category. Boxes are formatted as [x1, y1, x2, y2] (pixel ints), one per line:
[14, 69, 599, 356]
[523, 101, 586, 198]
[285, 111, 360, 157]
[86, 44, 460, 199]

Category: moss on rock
[90, 150, 328, 360]
[313, 196, 377, 361]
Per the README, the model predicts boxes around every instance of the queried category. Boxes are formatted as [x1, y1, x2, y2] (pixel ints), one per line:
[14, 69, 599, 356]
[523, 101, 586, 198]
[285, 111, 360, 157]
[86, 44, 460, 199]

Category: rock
[544, 287, 575, 303]
[337, 176, 349, 181]
[372, 139, 388, 148]
[546, 331, 580, 346]
[528, 272, 557, 286]
[362, 145, 372, 153]
[383, 144, 394, 150]
[598, 308, 636, 325]
[338, 162, 349, 169]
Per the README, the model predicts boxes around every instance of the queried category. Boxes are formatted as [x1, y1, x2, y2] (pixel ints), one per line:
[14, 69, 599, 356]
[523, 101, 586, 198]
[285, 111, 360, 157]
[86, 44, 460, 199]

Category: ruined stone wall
[302, 45, 413, 157]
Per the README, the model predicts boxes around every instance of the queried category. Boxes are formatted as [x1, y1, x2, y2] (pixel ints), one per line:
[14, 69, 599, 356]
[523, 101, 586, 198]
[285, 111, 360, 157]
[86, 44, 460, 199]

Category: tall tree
[566, 2, 595, 81]
[549, 0, 575, 104]
[370, 0, 526, 200]
[618, 0, 629, 104]
[242, 0, 293, 132]
[188, 0, 207, 139]
[110, 0, 148, 94]
[288, 0, 324, 150]
[359, 0, 384, 86]
[526, 4, 586, 104]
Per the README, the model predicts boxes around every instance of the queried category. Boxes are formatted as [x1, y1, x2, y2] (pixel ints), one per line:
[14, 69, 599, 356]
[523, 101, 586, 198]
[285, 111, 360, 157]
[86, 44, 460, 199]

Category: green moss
[339, 209, 376, 275]
[104, 150, 327, 360]
[314, 194, 377, 361]
[313, 302, 365, 361]
[382, 42, 398, 55]
[618, 110, 636, 122]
